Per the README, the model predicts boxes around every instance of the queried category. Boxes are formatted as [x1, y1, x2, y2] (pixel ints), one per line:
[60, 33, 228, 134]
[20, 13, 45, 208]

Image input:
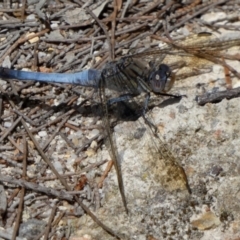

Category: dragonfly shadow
[157, 96, 183, 109]
[88, 96, 183, 123]
[1, 92, 182, 129]
[1, 92, 86, 119]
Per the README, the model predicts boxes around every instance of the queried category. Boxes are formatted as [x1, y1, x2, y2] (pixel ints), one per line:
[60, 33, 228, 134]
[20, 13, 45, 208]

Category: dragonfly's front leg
[141, 92, 158, 134]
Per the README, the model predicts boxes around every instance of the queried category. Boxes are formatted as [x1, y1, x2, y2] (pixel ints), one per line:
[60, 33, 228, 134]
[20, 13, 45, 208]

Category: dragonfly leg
[107, 93, 137, 105]
[142, 93, 158, 134]
[157, 92, 186, 98]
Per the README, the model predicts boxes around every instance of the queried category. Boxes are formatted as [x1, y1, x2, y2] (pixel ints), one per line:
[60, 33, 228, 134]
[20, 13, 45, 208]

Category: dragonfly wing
[101, 96, 190, 213]
[98, 57, 165, 213]
[130, 33, 240, 82]
[99, 66, 190, 212]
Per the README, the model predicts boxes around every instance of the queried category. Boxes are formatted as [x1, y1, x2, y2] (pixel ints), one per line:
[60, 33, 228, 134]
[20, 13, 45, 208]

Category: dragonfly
[1, 32, 240, 214]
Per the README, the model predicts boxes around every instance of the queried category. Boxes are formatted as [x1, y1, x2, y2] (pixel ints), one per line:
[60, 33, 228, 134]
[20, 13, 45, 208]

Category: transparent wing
[99, 74, 190, 213]
[145, 115, 190, 193]
[98, 59, 172, 213]
[101, 57, 153, 96]
[100, 92, 190, 204]
[130, 33, 240, 81]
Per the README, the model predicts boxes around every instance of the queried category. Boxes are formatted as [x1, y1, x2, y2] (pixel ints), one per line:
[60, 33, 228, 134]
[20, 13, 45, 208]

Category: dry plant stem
[197, 86, 240, 105]
[7, 136, 23, 153]
[43, 204, 57, 240]
[0, 95, 2, 117]
[138, 0, 163, 16]
[0, 176, 74, 202]
[98, 160, 113, 188]
[64, 122, 79, 131]
[11, 136, 27, 240]
[42, 114, 72, 151]
[76, 133, 103, 155]
[20, 0, 27, 21]
[85, 7, 113, 61]
[38, 160, 107, 181]
[0, 116, 22, 142]
[8, 80, 19, 98]
[21, 85, 52, 95]
[7, 189, 20, 206]
[58, 131, 77, 150]
[13, 109, 38, 126]
[167, 0, 228, 33]
[47, 211, 65, 239]
[30, 109, 75, 134]
[10, 181, 25, 239]
[110, 0, 118, 60]
[51, 210, 65, 227]
[156, 0, 174, 18]
[223, 63, 232, 89]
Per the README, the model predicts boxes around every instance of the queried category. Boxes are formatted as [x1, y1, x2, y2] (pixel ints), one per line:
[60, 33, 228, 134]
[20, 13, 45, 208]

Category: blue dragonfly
[0, 56, 179, 214]
[1, 32, 240, 214]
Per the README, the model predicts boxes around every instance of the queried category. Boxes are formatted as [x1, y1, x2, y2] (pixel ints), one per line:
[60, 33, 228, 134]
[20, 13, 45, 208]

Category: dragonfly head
[149, 64, 175, 93]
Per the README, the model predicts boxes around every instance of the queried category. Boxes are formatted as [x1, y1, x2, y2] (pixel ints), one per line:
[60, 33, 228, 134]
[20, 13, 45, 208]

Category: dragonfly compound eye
[149, 64, 173, 93]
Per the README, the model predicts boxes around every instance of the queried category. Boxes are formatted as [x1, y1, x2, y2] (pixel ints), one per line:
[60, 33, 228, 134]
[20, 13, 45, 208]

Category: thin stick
[85, 7, 113, 61]
[11, 136, 27, 240]
[197, 87, 240, 105]
[0, 116, 22, 142]
[43, 204, 57, 240]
